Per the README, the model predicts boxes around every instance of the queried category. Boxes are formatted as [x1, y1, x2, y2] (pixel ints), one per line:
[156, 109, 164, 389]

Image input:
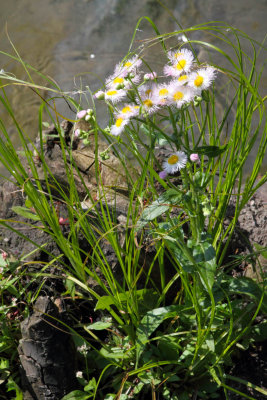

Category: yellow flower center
[122, 106, 131, 114]
[194, 76, 204, 87]
[173, 91, 184, 101]
[145, 89, 152, 96]
[178, 74, 188, 81]
[115, 118, 124, 127]
[168, 155, 179, 165]
[159, 88, 168, 96]
[107, 90, 117, 96]
[174, 52, 183, 58]
[113, 77, 124, 84]
[124, 61, 132, 68]
[176, 59, 186, 70]
[144, 99, 153, 108]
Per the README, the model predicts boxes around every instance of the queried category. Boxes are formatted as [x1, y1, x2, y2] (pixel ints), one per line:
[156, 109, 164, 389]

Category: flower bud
[94, 90, 105, 100]
[144, 72, 157, 81]
[77, 110, 87, 119]
[86, 108, 94, 116]
[190, 153, 199, 162]
[159, 171, 168, 179]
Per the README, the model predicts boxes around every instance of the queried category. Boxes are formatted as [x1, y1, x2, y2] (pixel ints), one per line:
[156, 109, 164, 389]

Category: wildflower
[144, 71, 157, 81]
[167, 48, 194, 65]
[162, 151, 187, 174]
[76, 371, 83, 379]
[1, 251, 8, 260]
[167, 83, 194, 108]
[110, 117, 129, 136]
[190, 153, 200, 162]
[178, 34, 188, 43]
[153, 83, 170, 105]
[119, 55, 142, 75]
[104, 88, 127, 103]
[172, 74, 189, 86]
[164, 49, 194, 77]
[159, 170, 168, 179]
[106, 73, 126, 89]
[59, 217, 69, 225]
[188, 66, 216, 92]
[117, 104, 140, 119]
[74, 129, 81, 137]
[94, 90, 105, 100]
[137, 84, 159, 114]
[77, 110, 87, 119]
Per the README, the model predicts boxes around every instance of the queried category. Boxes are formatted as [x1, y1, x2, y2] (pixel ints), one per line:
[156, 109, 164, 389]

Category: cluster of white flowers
[93, 48, 216, 176]
[95, 49, 216, 138]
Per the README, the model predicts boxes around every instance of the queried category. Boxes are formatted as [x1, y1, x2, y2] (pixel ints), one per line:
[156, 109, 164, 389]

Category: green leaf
[225, 276, 267, 313]
[157, 336, 182, 360]
[136, 304, 186, 361]
[95, 289, 157, 312]
[11, 206, 41, 221]
[193, 171, 212, 190]
[42, 121, 51, 128]
[188, 235, 217, 289]
[61, 390, 92, 400]
[193, 144, 228, 158]
[135, 189, 183, 231]
[165, 240, 195, 273]
[84, 377, 97, 392]
[254, 243, 267, 259]
[85, 321, 112, 330]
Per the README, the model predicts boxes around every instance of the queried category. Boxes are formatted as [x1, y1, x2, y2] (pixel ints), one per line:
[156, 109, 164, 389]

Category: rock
[18, 296, 77, 400]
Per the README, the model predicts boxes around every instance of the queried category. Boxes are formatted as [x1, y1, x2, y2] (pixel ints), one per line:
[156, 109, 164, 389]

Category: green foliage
[0, 16, 266, 400]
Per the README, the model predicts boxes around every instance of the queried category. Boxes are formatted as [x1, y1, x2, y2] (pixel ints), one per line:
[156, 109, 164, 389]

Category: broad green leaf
[136, 304, 186, 360]
[157, 336, 182, 360]
[61, 391, 92, 400]
[11, 206, 41, 221]
[95, 289, 157, 311]
[165, 240, 195, 273]
[225, 276, 267, 313]
[188, 235, 217, 290]
[135, 189, 183, 231]
[85, 321, 112, 330]
[193, 144, 228, 158]
[84, 377, 97, 392]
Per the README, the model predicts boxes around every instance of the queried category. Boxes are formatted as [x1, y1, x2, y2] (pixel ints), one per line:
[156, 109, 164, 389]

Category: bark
[18, 296, 77, 400]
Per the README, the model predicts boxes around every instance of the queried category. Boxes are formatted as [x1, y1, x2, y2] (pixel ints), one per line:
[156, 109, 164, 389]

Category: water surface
[0, 0, 266, 173]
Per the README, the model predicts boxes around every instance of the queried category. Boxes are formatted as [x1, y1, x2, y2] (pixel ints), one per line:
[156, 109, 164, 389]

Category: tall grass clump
[0, 20, 266, 399]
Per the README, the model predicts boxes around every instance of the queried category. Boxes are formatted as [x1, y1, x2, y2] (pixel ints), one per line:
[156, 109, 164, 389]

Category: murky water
[0, 0, 266, 173]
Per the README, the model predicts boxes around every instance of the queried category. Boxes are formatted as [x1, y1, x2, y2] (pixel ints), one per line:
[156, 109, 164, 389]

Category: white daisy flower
[188, 66, 216, 92]
[110, 117, 129, 136]
[106, 73, 126, 89]
[162, 151, 188, 174]
[171, 74, 190, 86]
[104, 88, 127, 103]
[164, 50, 194, 78]
[117, 104, 140, 119]
[114, 56, 142, 78]
[106, 70, 140, 90]
[152, 83, 170, 106]
[167, 48, 194, 64]
[166, 83, 195, 108]
[136, 84, 159, 114]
